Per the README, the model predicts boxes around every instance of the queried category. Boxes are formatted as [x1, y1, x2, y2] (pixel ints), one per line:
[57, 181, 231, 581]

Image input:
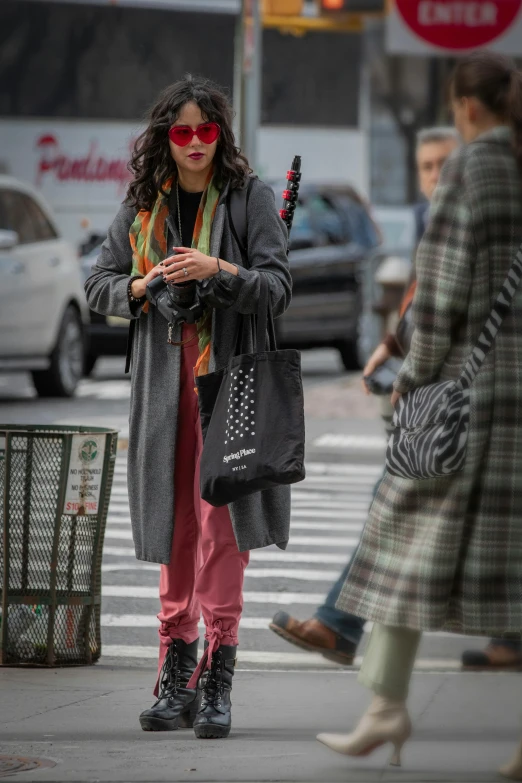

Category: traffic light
[319, 0, 386, 11]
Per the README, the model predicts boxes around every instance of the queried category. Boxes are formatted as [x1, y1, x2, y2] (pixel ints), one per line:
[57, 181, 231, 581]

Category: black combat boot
[193, 644, 237, 739]
[139, 638, 199, 731]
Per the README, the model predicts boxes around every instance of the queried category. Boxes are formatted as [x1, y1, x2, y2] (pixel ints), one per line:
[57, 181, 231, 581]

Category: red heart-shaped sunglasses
[168, 122, 221, 147]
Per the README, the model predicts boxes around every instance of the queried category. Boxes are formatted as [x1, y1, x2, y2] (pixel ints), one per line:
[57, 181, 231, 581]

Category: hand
[391, 389, 402, 407]
[361, 342, 392, 395]
[131, 266, 163, 299]
[161, 247, 237, 283]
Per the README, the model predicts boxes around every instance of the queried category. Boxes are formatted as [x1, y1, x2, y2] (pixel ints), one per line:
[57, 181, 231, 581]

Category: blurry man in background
[414, 127, 461, 242]
[270, 126, 521, 673]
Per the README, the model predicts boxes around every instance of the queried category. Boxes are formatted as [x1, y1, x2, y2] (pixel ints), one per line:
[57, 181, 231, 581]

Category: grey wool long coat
[338, 127, 522, 636]
[85, 178, 292, 564]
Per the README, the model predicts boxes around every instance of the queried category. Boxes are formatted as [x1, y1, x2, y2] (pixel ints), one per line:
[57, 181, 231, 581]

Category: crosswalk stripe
[77, 381, 131, 399]
[289, 521, 364, 531]
[297, 480, 377, 490]
[105, 507, 369, 519]
[99, 645, 460, 671]
[306, 463, 382, 475]
[100, 645, 339, 665]
[99, 614, 472, 641]
[101, 564, 337, 581]
[103, 586, 324, 603]
[109, 488, 373, 508]
[313, 434, 386, 451]
[101, 615, 272, 629]
[274, 535, 359, 547]
[292, 508, 367, 518]
[105, 517, 365, 532]
[111, 461, 382, 476]
[103, 528, 360, 548]
[111, 469, 381, 482]
[291, 499, 371, 508]
[104, 529, 140, 541]
[106, 505, 368, 519]
[102, 546, 350, 565]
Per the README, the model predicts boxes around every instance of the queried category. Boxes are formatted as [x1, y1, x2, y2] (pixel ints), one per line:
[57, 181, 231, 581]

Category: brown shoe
[462, 642, 522, 671]
[269, 612, 356, 666]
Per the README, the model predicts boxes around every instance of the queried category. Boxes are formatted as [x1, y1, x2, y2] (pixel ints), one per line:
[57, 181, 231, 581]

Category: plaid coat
[337, 127, 522, 636]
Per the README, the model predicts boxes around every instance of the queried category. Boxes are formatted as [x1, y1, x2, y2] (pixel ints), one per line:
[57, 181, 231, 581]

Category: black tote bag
[196, 276, 305, 507]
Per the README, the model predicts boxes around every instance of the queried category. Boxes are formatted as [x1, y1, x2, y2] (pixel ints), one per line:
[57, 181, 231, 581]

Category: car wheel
[84, 352, 98, 377]
[32, 306, 85, 397]
[338, 340, 361, 372]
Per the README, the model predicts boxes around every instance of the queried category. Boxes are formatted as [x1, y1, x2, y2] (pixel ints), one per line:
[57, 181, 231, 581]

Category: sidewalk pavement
[0, 666, 519, 783]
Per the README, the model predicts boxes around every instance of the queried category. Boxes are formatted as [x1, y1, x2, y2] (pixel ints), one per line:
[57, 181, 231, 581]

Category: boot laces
[158, 644, 181, 699]
[201, 651, 224, 708]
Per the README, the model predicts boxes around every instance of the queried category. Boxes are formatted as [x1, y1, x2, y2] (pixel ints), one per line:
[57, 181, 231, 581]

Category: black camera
[146, 276, 205, 325]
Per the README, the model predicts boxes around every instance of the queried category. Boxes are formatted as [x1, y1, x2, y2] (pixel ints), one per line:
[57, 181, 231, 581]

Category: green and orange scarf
[129, 171, 220, 377]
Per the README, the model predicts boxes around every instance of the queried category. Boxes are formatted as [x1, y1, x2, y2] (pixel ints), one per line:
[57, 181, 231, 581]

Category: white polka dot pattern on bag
[224, 365, 256, 446]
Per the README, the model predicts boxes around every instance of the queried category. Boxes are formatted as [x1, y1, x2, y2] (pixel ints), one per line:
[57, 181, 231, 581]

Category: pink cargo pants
[154, 324, 250, 693]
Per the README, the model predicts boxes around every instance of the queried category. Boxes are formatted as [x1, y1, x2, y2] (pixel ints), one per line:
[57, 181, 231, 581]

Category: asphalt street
[0, 349, 490, 676]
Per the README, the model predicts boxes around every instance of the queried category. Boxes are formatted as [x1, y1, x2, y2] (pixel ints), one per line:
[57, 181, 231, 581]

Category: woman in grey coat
[85, 76, 291, 740]
[317, 53, 522, 780]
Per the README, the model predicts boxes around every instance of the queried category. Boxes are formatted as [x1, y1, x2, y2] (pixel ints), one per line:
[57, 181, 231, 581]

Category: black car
[80, 185, 378, 374]
[277, 185, 379, 369]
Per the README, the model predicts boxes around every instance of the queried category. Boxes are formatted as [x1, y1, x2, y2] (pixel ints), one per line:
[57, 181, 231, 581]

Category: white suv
[0, 176, 88, 397]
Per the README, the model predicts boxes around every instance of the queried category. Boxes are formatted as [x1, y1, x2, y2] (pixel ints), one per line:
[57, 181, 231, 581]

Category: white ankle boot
[317, 694, 411, 767]
[500, 740, 522, 781]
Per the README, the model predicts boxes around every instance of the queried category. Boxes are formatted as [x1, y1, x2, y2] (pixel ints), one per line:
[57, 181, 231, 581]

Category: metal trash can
[0, 425, 118, 666]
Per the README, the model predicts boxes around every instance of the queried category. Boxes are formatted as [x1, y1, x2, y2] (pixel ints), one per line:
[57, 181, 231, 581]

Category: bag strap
[255, 274, 276, 352]
[229, 177, 276, 356]
[457, 242, 522, 389]
[227, 177, 254, 264]
[234, 274, 276, 356]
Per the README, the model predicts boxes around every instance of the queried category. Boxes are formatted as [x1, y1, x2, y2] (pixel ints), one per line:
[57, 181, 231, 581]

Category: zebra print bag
[386, 244, 522, 480]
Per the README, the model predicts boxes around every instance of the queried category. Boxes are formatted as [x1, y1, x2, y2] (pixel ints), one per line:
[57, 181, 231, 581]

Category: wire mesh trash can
[0, 425, 118, 666]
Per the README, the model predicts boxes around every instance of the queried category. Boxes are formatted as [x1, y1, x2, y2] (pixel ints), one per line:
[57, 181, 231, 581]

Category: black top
[169, 185, 203, 248]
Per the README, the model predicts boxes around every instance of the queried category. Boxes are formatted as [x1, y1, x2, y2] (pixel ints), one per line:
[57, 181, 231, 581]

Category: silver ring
[183, 267, 188, 277]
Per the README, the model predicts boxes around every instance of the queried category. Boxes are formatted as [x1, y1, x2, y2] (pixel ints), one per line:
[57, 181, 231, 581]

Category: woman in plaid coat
[318, 52, 522, 780]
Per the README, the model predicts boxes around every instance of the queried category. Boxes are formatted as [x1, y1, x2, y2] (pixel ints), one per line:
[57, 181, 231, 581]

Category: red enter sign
[395, 0, 522, 50]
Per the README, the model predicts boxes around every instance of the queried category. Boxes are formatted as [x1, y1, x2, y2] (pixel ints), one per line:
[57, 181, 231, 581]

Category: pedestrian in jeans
[85, 75, 291, 739]
[270, 126, 459, 664]
[317, 52, 522, 780]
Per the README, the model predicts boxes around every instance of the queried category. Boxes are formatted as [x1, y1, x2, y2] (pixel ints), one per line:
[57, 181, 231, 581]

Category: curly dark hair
[126, 75, 252, 211]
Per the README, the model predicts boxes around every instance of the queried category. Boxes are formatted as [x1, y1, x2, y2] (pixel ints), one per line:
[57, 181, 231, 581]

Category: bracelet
[128, 275, 146, 303]
[216, 257, 222, 273]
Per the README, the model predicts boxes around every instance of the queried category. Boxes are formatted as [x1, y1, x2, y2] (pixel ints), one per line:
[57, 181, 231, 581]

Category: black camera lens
[167, 280, 197, 309]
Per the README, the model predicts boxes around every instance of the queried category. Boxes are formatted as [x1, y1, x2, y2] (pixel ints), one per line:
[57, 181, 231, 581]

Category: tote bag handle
[235, 274, 277, 357]
[255, 274, 277, 352]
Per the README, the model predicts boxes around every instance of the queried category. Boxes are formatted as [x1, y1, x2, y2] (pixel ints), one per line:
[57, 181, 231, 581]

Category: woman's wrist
[129, 276, 146, 301]
[217, 259, 239, 277]
[382, 334, 400, 357]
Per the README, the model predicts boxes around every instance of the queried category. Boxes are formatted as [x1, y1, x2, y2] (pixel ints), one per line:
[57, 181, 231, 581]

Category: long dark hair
[127, 75, 252, 211]
[450, 51, 522, 174]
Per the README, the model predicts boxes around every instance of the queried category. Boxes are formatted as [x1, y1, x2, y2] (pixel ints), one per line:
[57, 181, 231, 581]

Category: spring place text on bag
[223, 448, 256, 464]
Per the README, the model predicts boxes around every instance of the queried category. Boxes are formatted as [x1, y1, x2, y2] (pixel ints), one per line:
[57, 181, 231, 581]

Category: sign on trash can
[63, 434, 107, 516]
[0, 425, 118, 666]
